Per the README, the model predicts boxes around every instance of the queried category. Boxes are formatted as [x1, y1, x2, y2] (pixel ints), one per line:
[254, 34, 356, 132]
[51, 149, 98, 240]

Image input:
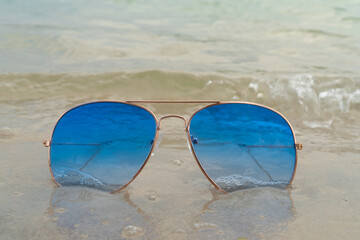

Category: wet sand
[1, 101, 359, 239]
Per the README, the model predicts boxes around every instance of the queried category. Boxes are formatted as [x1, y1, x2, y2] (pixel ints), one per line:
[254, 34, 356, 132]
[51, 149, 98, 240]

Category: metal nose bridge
[158, 114, 188, 130]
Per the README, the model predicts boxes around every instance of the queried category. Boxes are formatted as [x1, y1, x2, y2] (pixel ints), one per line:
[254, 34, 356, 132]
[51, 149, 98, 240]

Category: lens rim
[47, 100, 299, 194]
[187, 101, 298, 193]
[47, 101, 160, 193]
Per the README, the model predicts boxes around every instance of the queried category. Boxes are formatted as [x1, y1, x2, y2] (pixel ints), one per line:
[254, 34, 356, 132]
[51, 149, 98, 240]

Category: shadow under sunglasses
[46, 186, 295, 239]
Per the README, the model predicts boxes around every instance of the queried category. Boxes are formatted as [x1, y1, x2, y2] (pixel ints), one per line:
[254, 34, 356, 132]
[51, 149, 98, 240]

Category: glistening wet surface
[1, 98, 360, 239]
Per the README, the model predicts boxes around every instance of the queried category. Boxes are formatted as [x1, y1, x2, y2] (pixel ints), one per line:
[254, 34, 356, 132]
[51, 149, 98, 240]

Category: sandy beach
[1, 0, 360, 239]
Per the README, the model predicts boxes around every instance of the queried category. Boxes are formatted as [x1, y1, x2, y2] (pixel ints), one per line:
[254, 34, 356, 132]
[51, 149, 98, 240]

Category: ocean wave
[1, 71, 359, 129]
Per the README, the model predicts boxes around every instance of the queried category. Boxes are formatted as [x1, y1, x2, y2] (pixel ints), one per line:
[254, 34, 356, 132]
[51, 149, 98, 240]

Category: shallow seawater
[1, 0, 360, 239]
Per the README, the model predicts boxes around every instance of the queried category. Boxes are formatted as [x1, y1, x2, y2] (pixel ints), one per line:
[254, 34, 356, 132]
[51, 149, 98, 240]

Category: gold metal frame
[44, 100, 302, 193]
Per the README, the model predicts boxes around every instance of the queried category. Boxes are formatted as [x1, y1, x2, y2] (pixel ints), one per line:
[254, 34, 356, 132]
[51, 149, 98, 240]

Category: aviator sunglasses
[43, 100, 303, 193]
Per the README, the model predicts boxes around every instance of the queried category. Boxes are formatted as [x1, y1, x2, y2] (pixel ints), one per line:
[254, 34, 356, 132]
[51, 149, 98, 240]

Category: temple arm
[191, 139, 297, 182]
[239, 144, 274, 181]
[190, 135, 302, 150]
[44, 139, 153, 171]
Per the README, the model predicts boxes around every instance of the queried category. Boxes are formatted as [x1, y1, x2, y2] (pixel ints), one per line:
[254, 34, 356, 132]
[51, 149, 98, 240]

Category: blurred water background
[0, 0, 360, 239]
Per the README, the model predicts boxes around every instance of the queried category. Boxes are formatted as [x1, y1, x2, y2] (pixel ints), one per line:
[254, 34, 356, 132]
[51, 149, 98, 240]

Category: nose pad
[151, 130, 164, 156]
[187, 134, 198, 154]
[190, 135, 198, 144]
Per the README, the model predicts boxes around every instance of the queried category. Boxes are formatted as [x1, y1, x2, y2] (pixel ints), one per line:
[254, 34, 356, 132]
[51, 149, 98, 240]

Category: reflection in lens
[189, 103, 296, 192]
[50, 102, 157, 192]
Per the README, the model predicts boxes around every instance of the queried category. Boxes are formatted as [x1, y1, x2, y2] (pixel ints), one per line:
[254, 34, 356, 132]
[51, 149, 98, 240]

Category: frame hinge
[295, 143, 303, 150]
[43, 139, 51, 147]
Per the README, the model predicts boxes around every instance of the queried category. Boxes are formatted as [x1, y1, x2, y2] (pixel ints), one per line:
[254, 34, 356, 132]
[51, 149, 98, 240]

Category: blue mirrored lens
[50, 102, 157, 192]
[189, 103, 296, 192]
